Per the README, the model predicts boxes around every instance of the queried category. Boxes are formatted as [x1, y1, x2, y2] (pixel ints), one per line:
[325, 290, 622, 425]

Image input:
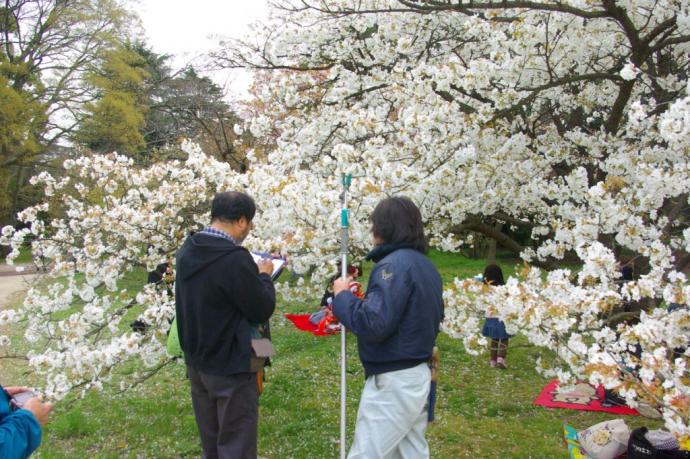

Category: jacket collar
[365, 242, 417, 263]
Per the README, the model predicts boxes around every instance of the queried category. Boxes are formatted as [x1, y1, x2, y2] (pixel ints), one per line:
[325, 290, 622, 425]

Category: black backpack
[628, 427, 690, 459]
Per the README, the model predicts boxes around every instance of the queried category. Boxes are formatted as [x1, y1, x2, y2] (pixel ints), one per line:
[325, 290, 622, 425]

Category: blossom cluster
[0, 141, 376, 398]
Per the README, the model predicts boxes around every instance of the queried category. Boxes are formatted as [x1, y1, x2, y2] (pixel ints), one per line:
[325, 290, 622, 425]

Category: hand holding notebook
[251, 252, 286, 280]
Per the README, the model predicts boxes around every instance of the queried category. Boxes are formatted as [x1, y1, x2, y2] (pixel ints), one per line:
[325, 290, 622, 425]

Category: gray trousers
[348, 363, 431, 459]
[187, 366, 259, 459]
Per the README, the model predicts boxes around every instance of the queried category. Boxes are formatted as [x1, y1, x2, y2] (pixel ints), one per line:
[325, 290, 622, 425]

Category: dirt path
[0, 265, 40, 380]
[0, 265, 39, 308]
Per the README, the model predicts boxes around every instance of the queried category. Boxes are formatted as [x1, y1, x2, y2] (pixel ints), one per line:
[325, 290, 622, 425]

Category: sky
[131, 0, 270, 99]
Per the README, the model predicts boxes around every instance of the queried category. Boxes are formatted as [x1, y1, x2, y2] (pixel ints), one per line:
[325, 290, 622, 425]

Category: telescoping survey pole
[339, 173, 352, 459]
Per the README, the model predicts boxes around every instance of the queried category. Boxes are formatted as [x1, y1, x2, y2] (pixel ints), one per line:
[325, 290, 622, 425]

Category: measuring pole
[339, 173, 352, 459]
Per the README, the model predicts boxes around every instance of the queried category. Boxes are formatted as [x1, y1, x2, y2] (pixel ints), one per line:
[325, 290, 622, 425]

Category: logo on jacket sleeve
[381, 269, 393, 281]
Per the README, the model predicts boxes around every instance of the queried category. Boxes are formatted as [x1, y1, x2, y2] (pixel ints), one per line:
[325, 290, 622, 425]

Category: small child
[480, 264, 511, 369]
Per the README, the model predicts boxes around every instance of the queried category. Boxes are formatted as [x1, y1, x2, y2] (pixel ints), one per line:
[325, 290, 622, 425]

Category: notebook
[250, 252, 286, 280]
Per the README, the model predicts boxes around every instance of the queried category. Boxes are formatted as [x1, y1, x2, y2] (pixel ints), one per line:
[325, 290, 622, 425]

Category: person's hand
[4, 386, 31, 396]
[23, 397, 53, 427]
[272, 253, 288, 266]
[333, 276, 353, 296]
[257, 258, 274, 276]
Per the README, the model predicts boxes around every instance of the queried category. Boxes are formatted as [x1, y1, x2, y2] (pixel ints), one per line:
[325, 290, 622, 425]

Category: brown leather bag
[250, 338, 275, 395]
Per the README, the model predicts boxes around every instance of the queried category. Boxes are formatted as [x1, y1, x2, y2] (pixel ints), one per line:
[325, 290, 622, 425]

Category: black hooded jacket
[175, 232, 276, 375]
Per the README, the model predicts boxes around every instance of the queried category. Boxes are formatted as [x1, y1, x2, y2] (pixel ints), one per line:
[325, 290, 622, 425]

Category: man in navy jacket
[176, 191, 275, 459]
[333, 196, 444, 459]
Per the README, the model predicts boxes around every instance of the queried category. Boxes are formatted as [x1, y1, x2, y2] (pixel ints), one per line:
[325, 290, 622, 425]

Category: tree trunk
[486, 222, 502, 264]
[451, 217, 552, 269]
[9, 166, 27, 225]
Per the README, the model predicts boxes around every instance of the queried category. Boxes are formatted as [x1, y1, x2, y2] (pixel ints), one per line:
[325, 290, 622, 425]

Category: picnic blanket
[284, 313, 339, 336]
[535, 379, 639, 415]
[564, 424, 591, 459]
[563, 424, 628, 459]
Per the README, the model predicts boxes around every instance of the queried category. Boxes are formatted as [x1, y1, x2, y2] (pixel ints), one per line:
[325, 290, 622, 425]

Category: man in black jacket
[175, 191, 275, 459]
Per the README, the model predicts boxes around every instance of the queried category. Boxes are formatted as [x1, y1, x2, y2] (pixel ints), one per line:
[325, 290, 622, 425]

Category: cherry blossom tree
[2, 0, 690, 437]
[212, 0, 690, 434]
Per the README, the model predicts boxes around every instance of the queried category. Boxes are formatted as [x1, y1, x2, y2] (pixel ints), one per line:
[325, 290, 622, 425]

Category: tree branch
[397, 0, 611, 19]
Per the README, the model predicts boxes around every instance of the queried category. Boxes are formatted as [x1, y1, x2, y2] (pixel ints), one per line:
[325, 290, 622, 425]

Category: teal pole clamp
[340, 173, 352, 229]
[342, 173, 352, 189]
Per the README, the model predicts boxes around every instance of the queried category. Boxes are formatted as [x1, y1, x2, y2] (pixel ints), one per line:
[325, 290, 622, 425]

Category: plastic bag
[578, 418, 630, 459]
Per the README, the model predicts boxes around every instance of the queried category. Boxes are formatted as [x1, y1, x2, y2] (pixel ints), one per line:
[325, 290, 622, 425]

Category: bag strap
[629, 427, 657, 458]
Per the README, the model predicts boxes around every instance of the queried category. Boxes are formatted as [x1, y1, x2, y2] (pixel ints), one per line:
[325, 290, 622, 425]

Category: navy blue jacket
[175, 233, 276, 376]
[0, 386, 41, 458]
[333, 247, 444, 378]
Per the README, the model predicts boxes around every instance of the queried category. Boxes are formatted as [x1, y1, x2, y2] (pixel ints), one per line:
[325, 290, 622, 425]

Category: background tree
[0, 74, 46, 223]
[0, 0, 134, 225]
[77, 44, 149, 155]
[239, 69, 331, 160]
[146, 65, 251, 169]
[101, 44, 254, 169]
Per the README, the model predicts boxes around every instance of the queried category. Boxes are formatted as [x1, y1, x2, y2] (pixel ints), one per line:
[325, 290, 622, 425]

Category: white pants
[348, 363, 431, 459]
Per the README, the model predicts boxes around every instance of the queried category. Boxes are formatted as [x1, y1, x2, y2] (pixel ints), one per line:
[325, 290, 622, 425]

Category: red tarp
[534, 379, 639, 415]
[284, 313, 340, 336]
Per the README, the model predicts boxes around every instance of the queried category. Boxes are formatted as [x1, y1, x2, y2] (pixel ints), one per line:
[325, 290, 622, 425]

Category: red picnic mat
[534, 379, 639, 415]
[284, 313, 339, 336]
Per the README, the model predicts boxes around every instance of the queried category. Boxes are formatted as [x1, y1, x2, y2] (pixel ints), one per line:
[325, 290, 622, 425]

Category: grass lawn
[12, 245, 34, 265]
[1, 251, 661, 458]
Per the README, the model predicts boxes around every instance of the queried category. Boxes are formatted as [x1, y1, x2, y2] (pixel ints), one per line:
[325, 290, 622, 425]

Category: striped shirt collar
[200, 227, 239, 246]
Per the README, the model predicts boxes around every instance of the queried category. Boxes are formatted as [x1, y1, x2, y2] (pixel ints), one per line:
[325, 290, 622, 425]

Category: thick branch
[493, 212, 535, 229]
[450, 216, 551, 269]
[397, 0, 610, 19]
[463, 218, 526, 255]
[642, 17, 677, 47]
[651, 34, 690, 52]
[605, 80, 635, 134]
[432, 87, 477, 114]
